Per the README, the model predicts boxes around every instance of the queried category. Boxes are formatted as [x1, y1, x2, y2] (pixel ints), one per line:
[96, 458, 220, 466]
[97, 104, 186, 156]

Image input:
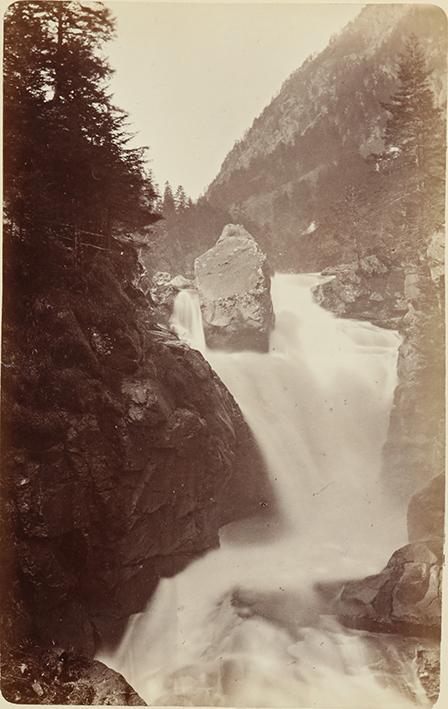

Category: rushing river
[100, 273, 428, 707]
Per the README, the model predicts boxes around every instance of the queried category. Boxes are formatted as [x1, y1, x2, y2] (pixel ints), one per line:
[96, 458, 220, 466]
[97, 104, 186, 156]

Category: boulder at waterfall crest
[194, 225, 274, 351]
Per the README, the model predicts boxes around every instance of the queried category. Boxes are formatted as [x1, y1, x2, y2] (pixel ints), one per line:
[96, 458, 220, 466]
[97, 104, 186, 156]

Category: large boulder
[194, 225, 274, 351]
[337, 540, 442, 638]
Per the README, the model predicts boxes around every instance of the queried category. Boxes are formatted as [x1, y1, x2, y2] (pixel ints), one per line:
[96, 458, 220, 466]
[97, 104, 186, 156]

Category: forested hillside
[156, 4, 445, 274]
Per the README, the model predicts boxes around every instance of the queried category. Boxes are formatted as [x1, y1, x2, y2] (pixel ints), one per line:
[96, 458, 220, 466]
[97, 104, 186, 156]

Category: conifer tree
[162, 182, 176, 216]
[377, 36, 445, 253]
[175, 185, 188, 211]
[4, 1, 158, 249]
[380, 37, 441, 175]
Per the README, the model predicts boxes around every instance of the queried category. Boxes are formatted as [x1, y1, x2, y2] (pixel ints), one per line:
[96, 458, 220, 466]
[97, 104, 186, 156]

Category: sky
[106, 2, 363, 199]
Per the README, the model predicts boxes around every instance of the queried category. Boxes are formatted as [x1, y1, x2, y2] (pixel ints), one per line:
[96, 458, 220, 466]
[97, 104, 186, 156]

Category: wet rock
[122, 378, 170, 426]
[347, 631, 440, 705]
[149, 271, 193, 314]
[1, 643, 146, 705]
[194, 224, 274, 351]
[313, 260, 407, 328]
[415, 645, 440, 704]
[407, 474, 445, 543]
[149, 271, 172, 304]
[338, 540, 442, 638]
[170, 274, 193, 290]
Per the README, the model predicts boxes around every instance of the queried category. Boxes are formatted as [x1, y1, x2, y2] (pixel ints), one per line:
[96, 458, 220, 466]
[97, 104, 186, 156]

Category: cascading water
[170, 289, 206, 352]
[100, 274, 428, 707]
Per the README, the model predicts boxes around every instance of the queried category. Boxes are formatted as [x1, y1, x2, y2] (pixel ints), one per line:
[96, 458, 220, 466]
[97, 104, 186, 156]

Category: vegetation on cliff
[4, 1, 158, 245]
[1, 2, 272, 703]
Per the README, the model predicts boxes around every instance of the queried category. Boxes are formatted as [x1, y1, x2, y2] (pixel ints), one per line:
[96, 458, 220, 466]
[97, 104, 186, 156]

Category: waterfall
[100, 274, 426, 707]
[170, 288, 206, 352]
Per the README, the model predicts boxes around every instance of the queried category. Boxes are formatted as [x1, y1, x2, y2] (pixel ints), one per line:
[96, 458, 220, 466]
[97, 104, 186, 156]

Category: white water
[101, 274, 427, 708]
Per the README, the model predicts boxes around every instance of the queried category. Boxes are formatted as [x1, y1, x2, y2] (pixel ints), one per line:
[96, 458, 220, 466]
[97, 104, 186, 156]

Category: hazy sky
[106, 2, 363, 199]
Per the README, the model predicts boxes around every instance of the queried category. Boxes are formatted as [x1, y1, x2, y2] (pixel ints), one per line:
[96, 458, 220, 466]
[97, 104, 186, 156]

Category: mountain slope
[203, 3, 446, 270]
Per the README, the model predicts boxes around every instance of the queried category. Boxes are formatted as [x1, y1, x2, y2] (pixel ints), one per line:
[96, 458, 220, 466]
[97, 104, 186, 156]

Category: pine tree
[162, 182, 176, 216]
[4, 1, 159, 250]
[377, 36, 445, 254]
[381, 37, 440, 174]
[174, 185, 188, 211]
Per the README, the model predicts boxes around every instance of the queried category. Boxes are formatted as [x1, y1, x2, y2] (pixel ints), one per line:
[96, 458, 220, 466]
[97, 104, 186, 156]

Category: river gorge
[2, 3, 445, 704]
[99, 274, 431, 707]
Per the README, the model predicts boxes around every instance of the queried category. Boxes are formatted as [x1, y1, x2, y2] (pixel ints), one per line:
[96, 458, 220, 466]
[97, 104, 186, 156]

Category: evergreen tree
[380, 37, 440, 173]
[162, 182, 176, 216]
[174, 185, 188, 211]
[377, 36, 445, 254]
[4, 1, 159, 250]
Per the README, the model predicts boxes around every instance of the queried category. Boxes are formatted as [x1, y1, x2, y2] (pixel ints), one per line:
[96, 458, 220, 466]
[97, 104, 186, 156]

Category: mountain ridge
[198, 3, 446, 272]
[208, 4, 412, 190]
[208, 4, 445, 187]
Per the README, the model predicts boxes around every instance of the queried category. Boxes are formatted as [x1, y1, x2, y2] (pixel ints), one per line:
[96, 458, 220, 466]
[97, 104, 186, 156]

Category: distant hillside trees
[161, 182, 190, 216]
[162, 182, 176, 216]
[175, 185, 188, 211]
[144, 197, 243, 275]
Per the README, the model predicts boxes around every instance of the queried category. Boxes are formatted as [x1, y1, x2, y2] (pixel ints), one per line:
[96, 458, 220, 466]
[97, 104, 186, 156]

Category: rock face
[338, 470, 444, 651]
[194, 224, 274, 351]
[1, 241, 272, 671]
[312, 258, 407, 329]
[338, 540, 443, 638]
[149, 271, 193, 316]
[407, 474, 445, 543]
[382, 266, 444, 499]
[415, 645, 441, 704]
[1, 643, 145, 705]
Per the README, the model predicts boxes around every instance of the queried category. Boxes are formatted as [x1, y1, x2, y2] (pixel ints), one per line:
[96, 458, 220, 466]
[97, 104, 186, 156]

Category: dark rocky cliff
[1, 234, 272, 701]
